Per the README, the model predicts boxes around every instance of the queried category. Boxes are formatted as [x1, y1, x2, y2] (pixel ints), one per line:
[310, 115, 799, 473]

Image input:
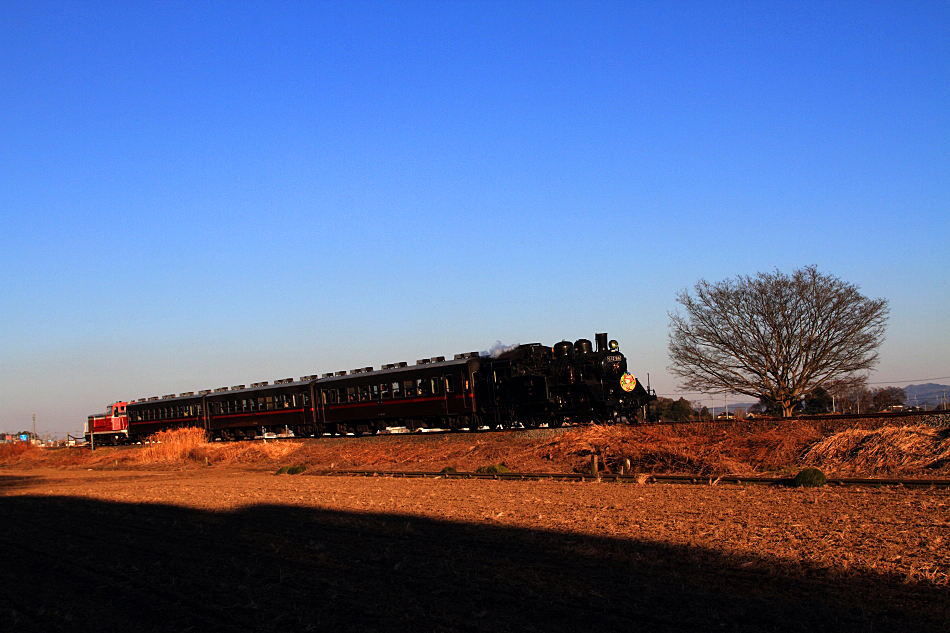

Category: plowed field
[2, 468, 948, 632]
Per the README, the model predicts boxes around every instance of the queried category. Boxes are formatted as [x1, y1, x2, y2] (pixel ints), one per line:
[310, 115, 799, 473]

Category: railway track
[325, 469, 950, 488]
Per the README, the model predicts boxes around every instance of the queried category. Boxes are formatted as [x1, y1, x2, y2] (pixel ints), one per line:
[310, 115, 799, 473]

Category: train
[84, 332, 656, 444]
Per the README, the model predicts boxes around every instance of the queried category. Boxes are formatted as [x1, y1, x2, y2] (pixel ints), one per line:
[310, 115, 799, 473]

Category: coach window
[416, 378, 429, 396]
[392, 381, 402, 398]
[357, 384, 367, 401]
[381, 382, 391, 399]
[403, 380, 415, 397]
[445, 375, 455, 393]
[338, 388, 347, 403]
[303, 392, 311, 407]
[346, 387, 356, 402]
[431, 377, 441, 395]
[371, 384, 380, 400]
[265, 396, 274, 411]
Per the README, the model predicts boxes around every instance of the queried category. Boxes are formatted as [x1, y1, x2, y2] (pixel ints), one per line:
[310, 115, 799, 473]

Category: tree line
[648, 385, 948, 422]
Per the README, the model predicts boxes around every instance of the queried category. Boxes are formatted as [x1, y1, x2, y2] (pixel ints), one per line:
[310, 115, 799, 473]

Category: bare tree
[668, 266, 889, 417]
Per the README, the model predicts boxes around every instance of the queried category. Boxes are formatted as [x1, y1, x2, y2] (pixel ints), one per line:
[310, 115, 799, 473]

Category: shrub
[276, 465, 306, 475]
[440, 466, 457, 474]
[476, 464, 510, 474]
[794, 467, 827, 487]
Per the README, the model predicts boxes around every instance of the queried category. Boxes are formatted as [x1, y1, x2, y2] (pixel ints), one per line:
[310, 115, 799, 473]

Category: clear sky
[2, 1, 948, 436]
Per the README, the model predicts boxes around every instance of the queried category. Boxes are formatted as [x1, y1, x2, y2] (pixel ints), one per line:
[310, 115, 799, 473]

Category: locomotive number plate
[606, 355, 622, 362]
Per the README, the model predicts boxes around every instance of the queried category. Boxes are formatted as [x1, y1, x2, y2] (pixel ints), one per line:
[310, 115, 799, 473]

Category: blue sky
[2, 1, 948, 435]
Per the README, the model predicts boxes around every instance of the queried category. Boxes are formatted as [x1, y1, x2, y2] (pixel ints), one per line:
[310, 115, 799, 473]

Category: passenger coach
[125, 353, 483, 440]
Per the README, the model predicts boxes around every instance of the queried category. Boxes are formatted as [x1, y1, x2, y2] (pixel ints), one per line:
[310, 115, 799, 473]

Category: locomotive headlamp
[608, 340, 619, 352]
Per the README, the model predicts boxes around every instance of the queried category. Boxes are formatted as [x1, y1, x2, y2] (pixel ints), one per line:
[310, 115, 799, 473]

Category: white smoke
[481, 341, 518, 358]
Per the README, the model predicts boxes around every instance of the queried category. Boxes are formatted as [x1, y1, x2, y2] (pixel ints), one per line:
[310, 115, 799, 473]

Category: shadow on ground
[1, 495, 946, 632]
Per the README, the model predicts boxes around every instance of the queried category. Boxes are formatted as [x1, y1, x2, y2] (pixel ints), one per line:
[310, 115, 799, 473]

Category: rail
[323, 469, 950, 488]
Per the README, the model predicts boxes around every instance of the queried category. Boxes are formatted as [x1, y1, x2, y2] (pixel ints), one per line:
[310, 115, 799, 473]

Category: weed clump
[476, 464, 510, 474]
[141, 427, 207, 462]
[276, 465, 307, 475]
[794, 467, 827, 487]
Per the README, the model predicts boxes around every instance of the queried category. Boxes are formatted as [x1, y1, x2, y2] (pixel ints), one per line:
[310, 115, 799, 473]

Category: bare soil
[2, 467, 948, 632]
[3, 419, 949, 631]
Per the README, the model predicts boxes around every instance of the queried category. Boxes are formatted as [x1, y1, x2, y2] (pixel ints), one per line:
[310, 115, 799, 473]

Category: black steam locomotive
[121, 332, 655, 441]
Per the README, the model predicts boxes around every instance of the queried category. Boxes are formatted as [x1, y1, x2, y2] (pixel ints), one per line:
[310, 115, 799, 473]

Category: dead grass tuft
[800, 426, 950, 476]
[139, 427, 208, 463]
[0, 441, 39, 464]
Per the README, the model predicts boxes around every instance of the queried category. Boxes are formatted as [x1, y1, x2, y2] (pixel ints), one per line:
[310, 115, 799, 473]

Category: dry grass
[2, 418, 949, 477]
[135, 427, 298, 465]
[138, 427, 208, 462]
[801, 426, 950, 476]
[0, 441, 39, 463]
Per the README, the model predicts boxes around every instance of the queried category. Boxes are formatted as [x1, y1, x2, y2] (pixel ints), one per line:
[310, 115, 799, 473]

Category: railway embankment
[3, 412, 949, 480]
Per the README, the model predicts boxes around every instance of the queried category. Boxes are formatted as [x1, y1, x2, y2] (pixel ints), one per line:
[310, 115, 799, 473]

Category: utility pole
[32, 413, 36, 444]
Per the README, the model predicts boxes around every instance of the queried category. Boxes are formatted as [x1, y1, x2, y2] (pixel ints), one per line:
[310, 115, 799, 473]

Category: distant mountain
[901, 384, 950, 408]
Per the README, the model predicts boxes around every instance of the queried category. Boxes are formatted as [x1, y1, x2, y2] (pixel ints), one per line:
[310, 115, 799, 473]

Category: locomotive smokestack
[595, 333, 608, 353]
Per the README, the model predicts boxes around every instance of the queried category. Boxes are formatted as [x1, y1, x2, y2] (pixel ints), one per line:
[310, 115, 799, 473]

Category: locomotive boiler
[474, 333, 654, 428]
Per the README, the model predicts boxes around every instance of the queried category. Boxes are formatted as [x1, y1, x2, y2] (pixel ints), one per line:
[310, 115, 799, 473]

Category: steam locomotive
[85, 332, 655, 444]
